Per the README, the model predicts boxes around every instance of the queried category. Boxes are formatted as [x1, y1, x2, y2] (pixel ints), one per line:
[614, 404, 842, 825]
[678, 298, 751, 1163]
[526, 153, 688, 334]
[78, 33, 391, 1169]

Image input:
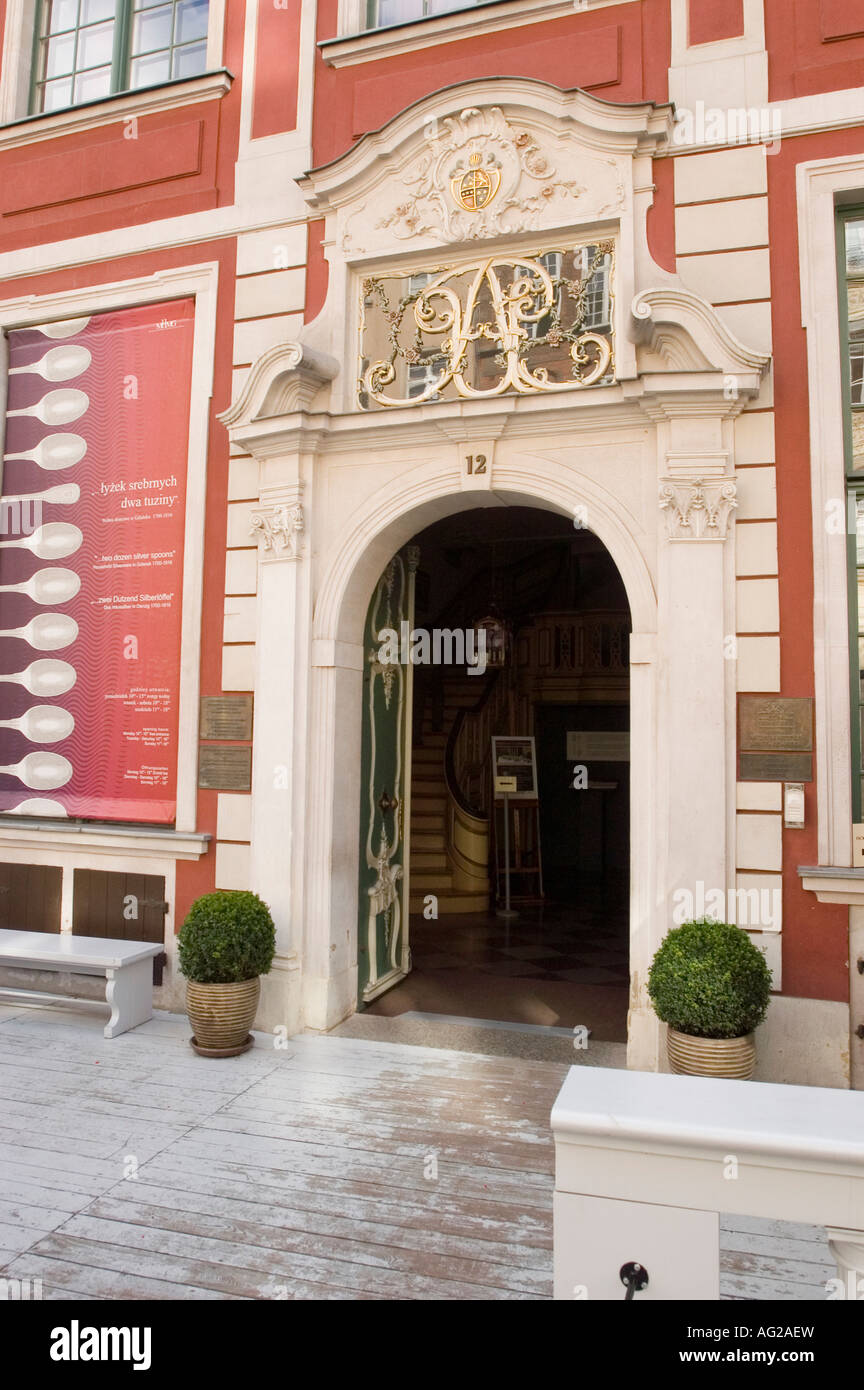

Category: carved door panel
[357, 549, 417, 1004]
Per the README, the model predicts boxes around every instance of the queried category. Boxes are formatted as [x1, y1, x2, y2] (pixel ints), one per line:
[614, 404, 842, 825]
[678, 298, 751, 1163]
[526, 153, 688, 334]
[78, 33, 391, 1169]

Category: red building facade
[0, 0, 862, 1086]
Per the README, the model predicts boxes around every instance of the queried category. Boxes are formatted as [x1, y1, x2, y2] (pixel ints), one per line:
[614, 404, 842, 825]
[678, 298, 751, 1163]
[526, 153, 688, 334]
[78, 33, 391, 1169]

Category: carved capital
[659, 477, 737, 541]
[251, 498, 305, 560]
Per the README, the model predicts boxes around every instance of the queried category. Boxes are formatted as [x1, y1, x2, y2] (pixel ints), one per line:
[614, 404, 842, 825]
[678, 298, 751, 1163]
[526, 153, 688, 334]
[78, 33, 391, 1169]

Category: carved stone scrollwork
[251, 501, 305, 559]
[659, 477, 738, 541]
[374, 106, 598, 244]
[218, 341, 339, 431]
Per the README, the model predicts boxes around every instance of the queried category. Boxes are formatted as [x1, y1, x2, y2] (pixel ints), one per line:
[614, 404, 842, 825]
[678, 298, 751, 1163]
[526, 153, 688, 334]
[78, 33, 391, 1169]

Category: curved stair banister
[443, 667, 514, 899]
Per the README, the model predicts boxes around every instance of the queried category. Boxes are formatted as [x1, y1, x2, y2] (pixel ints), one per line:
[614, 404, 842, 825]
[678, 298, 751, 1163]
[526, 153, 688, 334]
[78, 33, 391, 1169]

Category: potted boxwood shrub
[178, 890, 275, 1057]
[648, 918, 772, 1079]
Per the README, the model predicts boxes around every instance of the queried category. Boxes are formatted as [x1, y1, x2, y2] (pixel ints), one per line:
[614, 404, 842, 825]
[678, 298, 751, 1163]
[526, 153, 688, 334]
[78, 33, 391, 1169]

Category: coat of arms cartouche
[450, 151, 501, 212]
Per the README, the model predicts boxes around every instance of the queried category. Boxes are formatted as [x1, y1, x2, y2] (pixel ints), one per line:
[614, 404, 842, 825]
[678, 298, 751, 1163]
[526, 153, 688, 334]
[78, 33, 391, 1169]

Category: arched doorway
[356, 505, 632, 1045]
[305, 471, 659, 1069]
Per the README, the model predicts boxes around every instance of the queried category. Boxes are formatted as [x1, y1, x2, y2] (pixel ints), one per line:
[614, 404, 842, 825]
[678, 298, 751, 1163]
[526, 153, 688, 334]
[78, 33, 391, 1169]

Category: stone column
[657, 476, 737, 910]
[247, 479, 307, 1034]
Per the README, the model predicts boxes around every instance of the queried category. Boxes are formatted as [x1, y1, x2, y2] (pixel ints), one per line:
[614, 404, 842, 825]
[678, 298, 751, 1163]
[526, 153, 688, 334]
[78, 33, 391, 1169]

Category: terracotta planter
[186, 977, 260, 1057]
[667, 1026, 756, 1079]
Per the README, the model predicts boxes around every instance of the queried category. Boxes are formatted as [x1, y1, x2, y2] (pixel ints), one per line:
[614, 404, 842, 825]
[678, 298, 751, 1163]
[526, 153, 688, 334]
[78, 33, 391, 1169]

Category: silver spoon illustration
[9, 346, 91, 383]
[0, 659, 76, 697]
[0, 568, 81, 605]
[0, 705, 75, 743]
[6, 389, 89, 427]
[0, 523, 82, 561]
[33, 317, 90, 340]
[0, 484, 80, 507]
[0, 659, 76, 696]
[0, 751, 73, 790]
[3, 434, 87, 471]
[0, 613, 78, 651]
[3, 797, 68, 816]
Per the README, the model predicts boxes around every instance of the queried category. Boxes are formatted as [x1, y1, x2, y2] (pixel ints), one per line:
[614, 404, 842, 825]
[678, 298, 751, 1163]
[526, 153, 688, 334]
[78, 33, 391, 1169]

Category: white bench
[0, 929, 162, 1039]
[552, 1065, 864, 1300]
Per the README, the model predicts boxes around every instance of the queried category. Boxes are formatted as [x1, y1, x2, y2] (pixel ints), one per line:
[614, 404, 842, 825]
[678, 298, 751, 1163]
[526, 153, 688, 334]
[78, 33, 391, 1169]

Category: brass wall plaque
[199, 695, 253, 742]
[197, 746, 252, 791]
[739, 752, 813, 782]
[739, 697, 813, 751]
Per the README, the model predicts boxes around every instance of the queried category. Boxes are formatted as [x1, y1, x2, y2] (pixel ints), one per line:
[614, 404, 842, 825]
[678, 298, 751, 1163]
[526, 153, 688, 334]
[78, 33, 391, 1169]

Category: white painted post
[552, 1065, 864, 1301]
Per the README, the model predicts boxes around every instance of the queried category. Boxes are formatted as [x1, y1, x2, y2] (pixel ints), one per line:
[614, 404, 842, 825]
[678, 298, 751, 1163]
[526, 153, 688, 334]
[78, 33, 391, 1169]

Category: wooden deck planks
[0, 1007, 838, 1301]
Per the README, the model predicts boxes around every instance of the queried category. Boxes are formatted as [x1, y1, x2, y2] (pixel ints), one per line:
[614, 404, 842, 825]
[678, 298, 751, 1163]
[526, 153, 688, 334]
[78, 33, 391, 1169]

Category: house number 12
[465, 454, 487, 474]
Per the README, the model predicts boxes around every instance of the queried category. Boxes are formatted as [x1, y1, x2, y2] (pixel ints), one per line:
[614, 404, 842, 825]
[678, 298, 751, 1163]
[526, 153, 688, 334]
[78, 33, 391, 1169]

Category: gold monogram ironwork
[359, 245, 614, 409]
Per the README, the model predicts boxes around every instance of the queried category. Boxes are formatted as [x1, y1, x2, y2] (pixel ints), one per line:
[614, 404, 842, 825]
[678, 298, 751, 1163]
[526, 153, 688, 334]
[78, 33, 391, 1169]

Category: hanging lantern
[474, 611, 510, 667]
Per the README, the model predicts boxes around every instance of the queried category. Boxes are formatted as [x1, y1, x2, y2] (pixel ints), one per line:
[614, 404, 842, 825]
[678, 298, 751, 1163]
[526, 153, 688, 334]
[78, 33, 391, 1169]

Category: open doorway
[356, 504, 631, 1046]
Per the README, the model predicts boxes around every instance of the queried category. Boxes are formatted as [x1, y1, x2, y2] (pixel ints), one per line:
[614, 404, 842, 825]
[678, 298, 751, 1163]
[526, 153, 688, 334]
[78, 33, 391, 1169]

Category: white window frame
[362, 0, 477, 31]
[406, 360, 440, 399]
[798, 153, 864, 868]
[325, 0, 638, 67]
[580, 246, 612, 331]
[0, 0, 227, 133]
[0, 261, 218, 854]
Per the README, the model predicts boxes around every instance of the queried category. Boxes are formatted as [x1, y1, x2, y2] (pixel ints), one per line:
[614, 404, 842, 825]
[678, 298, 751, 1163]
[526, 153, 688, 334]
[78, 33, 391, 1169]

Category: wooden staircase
[409, 674, 490, 915]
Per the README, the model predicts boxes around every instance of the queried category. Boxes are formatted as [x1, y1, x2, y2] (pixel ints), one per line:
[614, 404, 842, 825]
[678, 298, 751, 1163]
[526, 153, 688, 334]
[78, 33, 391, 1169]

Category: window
[407, 361, 440, 399]
[524, 252, 563, 341]
[365, 0, 476, 28]
[31, 0, 209, 114]
[839, 211, 864, 820]
[580, 246, 612, 330]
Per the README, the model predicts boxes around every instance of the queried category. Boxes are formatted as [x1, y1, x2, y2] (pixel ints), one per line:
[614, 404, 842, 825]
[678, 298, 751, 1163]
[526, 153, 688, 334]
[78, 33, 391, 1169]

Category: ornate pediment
[371, 105, 614, 247]
[298, 80, 674, 262]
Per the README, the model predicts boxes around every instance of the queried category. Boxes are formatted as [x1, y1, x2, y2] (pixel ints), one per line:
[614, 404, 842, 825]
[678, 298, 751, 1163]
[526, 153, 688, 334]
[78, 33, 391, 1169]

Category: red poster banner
[0, 299, 195, 824]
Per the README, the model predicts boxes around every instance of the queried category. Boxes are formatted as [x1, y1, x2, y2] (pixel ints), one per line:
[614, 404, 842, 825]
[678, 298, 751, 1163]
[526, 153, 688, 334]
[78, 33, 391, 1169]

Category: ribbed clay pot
[186, 977, 259, 1056]
[667, 1027, 756, 1080]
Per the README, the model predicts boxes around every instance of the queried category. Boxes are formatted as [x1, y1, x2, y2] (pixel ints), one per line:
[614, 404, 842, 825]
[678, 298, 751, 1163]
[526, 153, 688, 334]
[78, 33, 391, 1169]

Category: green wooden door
[357, 548, 417, 1004]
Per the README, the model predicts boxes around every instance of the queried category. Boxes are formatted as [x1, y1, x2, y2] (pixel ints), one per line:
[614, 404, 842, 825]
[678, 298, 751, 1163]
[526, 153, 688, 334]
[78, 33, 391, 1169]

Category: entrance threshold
[398, 1010, 586, 1039]
[330, 1009, 626, 1065]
